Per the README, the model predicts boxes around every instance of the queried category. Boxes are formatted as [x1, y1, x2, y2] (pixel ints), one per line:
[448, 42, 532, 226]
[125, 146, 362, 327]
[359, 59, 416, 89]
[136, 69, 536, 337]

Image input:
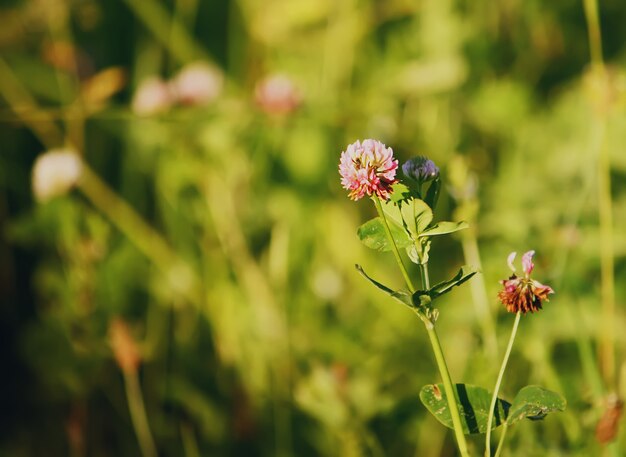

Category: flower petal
[522, 250, 535, 276]
[507, 252, 517, 272]
[338, 139, 398, 201]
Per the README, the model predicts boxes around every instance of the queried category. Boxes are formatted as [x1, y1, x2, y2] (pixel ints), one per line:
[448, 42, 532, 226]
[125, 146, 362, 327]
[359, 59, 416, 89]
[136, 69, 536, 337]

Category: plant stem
[461, 234, 498, 360]
[0, 57, 64, 148]
[124, 371, 158, 457]
[374, 199, 469, 456]
[419, 262, 470, 457]
[373, 197, 416, 292]
[582, 0, 616, 392]
[418, 262, 430, 290]
[493, 423, 508, 457]
[78, 166, 201, 306]
[580, 8, 622, 455]
[583, 0, 603, 68]
[374, 201, 469, 457]
[425, 323, 471, 457]
[122, 0, 208, 64]
[485, 311, 521, 457]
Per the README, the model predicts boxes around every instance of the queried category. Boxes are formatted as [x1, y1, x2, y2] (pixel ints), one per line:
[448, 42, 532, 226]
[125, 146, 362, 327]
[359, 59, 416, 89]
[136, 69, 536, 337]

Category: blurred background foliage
[1, 0, 626, 456]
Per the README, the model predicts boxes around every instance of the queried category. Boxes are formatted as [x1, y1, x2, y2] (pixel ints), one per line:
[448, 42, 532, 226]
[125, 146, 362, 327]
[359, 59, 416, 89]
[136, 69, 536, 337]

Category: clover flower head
[498, 250, 554, 314]
[402, 156, 439, 183]
[339, 139, 398, 201]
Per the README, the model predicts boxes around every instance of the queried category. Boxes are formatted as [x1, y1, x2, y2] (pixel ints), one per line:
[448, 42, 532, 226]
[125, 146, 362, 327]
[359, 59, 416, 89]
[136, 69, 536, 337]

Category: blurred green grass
[1, 0, 626, 456]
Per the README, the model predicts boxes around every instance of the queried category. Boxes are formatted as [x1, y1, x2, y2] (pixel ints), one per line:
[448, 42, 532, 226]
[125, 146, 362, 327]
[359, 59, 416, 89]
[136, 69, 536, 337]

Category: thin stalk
[78, 166, 201, 306]
[419, 262, 470, 457]
[180, 422, 201, 457]
[485, 312, 521, 457]
[597, 120, 616, 388]
[122, 0, 208, 64]
[0, 57, 64, 148]
[425, 324, 471, 457]
[418, 262, 430, 290]
[583, 0, 603, 68]
[373, 197, 416, 292]
[493, 423, 508, 457]
[461, 234, 498, 360]
[582, 0, 616, 392]
[124, 371, 158, 457]
[374, 200, 469, 456]
[419, 263, 470, 456]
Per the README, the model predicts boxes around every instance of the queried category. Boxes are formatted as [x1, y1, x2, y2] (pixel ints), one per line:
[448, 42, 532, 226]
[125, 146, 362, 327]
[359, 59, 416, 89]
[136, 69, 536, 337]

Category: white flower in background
[32, 148, 83, 202]
[169, 62, 223, 106]
[254, 73, 301, 115]
[131, 76, 172, 115]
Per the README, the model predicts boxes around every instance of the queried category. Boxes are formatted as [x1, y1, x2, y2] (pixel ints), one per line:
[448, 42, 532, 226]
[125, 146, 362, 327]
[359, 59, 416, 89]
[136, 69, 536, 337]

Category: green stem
[0, 57, 64, 148]
[461, 234, 498, 360]
[78, 166, 201, 306]
[124, 371, 158, 457]
[420, 262, 470, 457]
[373, 197, 416, 292]
[485, 312, 521, 457]
[583, 0, 604, 67]
[425, 324, 471, 457]
[180, 422, 201, 457]
[374, 198, 469, 456]
[493, 423, 508, 457]
[582, 0, 616, 392]
[418, 262, 430, 290]
[122, 0, 208, 64]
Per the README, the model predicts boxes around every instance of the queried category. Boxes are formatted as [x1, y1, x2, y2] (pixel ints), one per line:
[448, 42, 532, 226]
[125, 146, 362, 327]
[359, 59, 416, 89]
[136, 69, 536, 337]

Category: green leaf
[506, 386, 566, 426]
[409, 199, 434, 234]
[357, 217, 412, 251]
[382, 198, 432, 240]
[419, 221, 469, 238]
[389, 183, 414, 203]
[424, 177, 441, 210]
[420, 384, 511, 434]
[354, 264, 414, 308]
[380, 200, 406, 233]
[428, 265, 478, 299]
[411, 265, 477, 305]
[406, 239, 431, 265]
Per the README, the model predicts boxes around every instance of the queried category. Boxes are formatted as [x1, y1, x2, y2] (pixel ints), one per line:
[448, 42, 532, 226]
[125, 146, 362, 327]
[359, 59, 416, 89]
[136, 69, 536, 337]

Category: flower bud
[32, 148, 83, 202]
[402, 156, 440, 184]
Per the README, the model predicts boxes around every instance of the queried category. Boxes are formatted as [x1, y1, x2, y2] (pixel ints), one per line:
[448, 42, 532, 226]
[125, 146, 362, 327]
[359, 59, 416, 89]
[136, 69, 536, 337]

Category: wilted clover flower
[498, 251, 554, 314]
[339, 139, 398, 201]
[402, 156, 440, 184]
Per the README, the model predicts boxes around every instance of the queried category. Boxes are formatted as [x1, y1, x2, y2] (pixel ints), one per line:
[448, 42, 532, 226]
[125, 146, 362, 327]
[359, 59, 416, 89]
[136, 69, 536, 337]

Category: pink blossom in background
[170, 62, 223, 106]
[32, 148, 83, 202]
[498, 250, 554, 314]
[254, 74, 301, 115]
[131, 76, 173, 115]
[338, 139, 398, 201]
